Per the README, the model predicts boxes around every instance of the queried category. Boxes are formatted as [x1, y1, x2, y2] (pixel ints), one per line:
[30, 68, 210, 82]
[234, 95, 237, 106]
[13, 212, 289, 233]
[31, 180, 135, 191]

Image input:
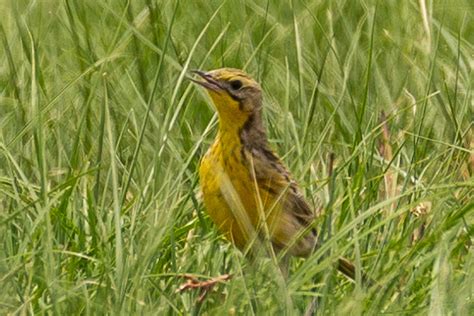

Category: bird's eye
[229, 80, 243, 90]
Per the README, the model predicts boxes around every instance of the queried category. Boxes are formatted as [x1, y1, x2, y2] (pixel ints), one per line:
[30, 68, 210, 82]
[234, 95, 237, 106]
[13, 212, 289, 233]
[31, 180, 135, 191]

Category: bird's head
[190, 68, 262, 129]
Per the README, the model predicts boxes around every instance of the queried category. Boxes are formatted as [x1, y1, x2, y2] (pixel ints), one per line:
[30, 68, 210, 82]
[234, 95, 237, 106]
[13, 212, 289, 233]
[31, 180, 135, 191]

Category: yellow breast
[199, 137, 280, 250]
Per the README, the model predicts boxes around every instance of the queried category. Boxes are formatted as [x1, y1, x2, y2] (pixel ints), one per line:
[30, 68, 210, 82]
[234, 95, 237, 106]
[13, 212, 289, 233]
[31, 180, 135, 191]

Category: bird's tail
[337, 257, 374, 286]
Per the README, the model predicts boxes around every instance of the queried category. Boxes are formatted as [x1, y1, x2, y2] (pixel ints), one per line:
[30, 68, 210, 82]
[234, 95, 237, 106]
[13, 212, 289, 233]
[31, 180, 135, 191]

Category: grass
[0, 0, 472, 314]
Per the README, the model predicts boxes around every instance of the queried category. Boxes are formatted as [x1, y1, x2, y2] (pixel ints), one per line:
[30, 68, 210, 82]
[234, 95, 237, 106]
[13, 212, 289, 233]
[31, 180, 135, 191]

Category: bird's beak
[188, 69, 223, 92]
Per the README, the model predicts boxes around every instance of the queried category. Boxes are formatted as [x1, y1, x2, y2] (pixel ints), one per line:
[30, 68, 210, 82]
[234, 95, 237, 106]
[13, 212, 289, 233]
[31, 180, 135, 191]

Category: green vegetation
[1, 0, 472, 314]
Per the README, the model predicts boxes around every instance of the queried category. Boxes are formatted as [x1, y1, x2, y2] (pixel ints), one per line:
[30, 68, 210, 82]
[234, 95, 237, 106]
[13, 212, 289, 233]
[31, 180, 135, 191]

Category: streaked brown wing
[243, 147, 316, 229]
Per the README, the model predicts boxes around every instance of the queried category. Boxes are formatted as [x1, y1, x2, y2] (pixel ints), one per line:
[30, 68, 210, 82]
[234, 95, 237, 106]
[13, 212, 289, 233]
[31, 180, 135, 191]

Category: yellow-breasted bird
[191, 68, 358, 280]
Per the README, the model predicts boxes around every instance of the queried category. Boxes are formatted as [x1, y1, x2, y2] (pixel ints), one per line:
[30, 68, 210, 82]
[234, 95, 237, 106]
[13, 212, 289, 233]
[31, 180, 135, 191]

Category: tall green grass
[1, 0, 472, 314]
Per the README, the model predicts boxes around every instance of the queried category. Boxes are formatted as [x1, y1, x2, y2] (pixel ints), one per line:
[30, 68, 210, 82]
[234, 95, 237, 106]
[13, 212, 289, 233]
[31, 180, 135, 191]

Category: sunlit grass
[0, 0, 472, 314]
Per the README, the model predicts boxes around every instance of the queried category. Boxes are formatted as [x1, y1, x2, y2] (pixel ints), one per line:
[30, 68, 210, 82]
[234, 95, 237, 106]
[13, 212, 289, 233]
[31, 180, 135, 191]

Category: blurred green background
[0, 0, 472, 314]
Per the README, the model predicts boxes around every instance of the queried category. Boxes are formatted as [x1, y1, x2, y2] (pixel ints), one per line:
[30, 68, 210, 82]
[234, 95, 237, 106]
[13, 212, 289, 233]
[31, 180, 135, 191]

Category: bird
[190, 68, 359, 281]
